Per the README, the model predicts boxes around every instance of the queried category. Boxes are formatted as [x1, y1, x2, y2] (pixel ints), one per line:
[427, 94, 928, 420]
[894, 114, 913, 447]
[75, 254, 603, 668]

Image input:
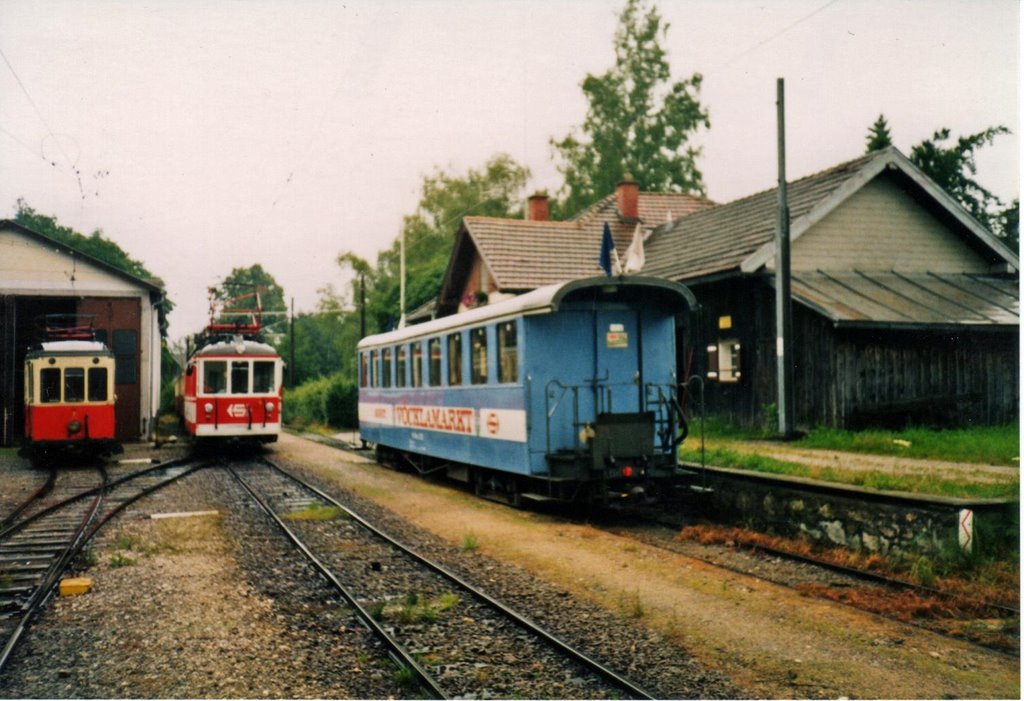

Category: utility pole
[775, 78, 795, 438]
[359, 273, 366, 338]
[289, 297, 295, 388]
[399, 228, 407, 329]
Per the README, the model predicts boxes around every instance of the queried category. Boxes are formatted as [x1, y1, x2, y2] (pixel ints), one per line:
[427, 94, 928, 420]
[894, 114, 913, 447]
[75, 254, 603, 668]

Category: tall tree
[551, 0, 710, 216]
[909, 126, 1011, 235]
[339, 154, 529, 334]
[865, 114, 893, 152]
[211, 264, 288, 335]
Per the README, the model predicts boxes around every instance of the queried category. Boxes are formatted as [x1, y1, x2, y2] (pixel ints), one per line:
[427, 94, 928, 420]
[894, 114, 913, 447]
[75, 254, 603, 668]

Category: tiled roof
[642, 150, 880, 281]
[464, 192, 713, 290]
[790, 272, 1019, 327]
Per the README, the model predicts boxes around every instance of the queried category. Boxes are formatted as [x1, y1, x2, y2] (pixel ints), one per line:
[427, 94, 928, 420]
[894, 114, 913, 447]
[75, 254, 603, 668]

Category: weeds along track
[0, 457, 205, 672]
[598, 512, 1020, 656]
[230, 456, 655, 700]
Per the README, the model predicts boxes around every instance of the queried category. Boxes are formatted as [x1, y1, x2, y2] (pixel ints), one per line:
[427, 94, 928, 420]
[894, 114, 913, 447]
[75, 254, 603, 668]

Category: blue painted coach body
[357, 276, 696, 491]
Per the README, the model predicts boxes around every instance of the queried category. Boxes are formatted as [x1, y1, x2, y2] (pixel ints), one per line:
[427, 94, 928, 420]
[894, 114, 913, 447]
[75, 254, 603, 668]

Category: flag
[599, 222, 616, 276]
[623, 223, 645, 273]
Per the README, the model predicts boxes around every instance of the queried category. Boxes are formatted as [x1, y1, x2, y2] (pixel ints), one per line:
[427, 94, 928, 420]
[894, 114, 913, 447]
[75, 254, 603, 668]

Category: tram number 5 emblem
[485, 412, 500, 436]
[226, 403, 247, 418]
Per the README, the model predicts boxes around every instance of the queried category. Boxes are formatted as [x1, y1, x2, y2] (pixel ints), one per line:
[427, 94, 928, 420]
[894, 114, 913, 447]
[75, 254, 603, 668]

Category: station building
[0, 219, 165, 446]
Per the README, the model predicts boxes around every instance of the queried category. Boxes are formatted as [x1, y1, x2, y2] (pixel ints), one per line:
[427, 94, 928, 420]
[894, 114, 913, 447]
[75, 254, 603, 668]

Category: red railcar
[22, 317, 121, 461]
[175, 286, 284, 445]
[177, 337, 283, 443]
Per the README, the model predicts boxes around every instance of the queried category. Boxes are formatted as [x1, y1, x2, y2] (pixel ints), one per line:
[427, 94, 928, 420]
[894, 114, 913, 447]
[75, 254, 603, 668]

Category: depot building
[0, 220, 165, 446]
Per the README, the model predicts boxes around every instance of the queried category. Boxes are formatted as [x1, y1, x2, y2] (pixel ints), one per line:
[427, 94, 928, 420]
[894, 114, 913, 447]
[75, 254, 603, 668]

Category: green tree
[210, 264, 288, 335]
[865, 114, 893, 152]
[340, 154, 529, 334]
[550, 0, 710, 216]
[909, 126, 1011, 236]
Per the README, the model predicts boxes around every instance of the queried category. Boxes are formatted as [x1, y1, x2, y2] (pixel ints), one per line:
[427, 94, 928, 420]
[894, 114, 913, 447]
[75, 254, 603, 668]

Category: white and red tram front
[180, 338, 283, 443]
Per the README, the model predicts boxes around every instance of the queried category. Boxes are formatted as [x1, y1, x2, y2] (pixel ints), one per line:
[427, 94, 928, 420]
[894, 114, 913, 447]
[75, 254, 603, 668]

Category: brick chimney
[526, 193, 549, 222]
[616, 178, 639, 221]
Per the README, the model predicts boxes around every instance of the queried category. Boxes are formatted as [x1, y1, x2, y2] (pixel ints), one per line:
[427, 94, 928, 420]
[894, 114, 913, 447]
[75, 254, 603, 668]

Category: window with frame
[447, 333, 463, 386]
[498, 321, 518, 383]
[64, 367, 85, 402]
[88, 367, 108, 401]
[370, 350, 378, 388]
[411, 343, 423, 388]
[428, 338, 441, 386]
[360, 352, 368, 388]
[203, 361, 228, 394]
[396, 346, 407, 388]
[382, 347, 393, 388]
[707, 340, 742, 383]
[253, 361, 276, 393]
[470, 328, 488, 384]
[40, 368, 61, 403]
[231, 361, 250, 394]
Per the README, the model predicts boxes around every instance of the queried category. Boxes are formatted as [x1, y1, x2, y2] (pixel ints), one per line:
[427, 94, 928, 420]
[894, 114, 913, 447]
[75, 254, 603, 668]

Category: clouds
[0, 0, 1017, 339]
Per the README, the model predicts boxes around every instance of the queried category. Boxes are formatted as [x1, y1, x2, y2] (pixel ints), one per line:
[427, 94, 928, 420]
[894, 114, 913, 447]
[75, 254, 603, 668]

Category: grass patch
[373, 591, 460, 625]
[109, 552, 136, 568]
[283, 503, 347, 521]
[798, 425, 1019, 465]
[679, 443, 1018, 499]
[460, 534, 479, 552]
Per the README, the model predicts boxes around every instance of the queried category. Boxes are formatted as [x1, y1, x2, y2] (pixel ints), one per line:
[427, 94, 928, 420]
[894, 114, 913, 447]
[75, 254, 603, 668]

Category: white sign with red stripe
[359, 402, 526, 442]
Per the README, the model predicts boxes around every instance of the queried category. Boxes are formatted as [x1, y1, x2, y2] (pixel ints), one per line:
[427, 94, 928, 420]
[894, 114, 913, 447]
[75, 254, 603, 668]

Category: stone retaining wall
[682, 464, 1018, 557]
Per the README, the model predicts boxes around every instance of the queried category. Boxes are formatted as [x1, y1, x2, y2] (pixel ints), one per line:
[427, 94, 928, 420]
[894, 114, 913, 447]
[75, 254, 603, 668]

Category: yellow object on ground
[59, 577, 93, 596]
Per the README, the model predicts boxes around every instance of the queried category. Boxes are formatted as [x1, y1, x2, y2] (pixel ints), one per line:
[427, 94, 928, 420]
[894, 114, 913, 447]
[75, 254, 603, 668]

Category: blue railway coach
[357, 276, 697, 505]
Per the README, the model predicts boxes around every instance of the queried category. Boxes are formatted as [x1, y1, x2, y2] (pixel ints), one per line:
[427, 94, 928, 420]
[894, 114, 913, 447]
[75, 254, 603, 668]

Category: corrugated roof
[464, 191, 714, 290]
[642, 151, 879, 280]
[790, 272, 1019, 327]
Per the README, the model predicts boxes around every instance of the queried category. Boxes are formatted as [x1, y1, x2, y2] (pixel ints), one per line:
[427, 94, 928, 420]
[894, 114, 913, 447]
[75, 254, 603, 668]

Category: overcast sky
[1, 0, 1018, 340]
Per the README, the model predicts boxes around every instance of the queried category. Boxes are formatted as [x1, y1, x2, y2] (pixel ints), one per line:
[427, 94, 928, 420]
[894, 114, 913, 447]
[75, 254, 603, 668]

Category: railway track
[229, 456, 655, 700]
[317, 434, 1020, 655]
[0, 457, 206, 671]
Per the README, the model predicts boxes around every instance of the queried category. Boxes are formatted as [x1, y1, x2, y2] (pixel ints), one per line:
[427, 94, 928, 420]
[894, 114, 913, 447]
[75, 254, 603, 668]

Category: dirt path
[276, 433, 1020, 699]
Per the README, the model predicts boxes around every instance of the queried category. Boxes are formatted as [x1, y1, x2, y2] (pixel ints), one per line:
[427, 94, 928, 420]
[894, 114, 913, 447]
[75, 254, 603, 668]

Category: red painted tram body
[175, 286, 284, 445]
[22, 317, 121, 460]
[177, 337, 283, 443]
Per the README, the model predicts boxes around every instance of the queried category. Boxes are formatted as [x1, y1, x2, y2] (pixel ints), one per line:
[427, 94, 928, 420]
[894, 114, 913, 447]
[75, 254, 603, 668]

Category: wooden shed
[0, 220, 165, 445]
[642, 147, 1019, 428]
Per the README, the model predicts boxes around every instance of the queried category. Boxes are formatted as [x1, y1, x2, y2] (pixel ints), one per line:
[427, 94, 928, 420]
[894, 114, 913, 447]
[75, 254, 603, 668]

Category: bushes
[284, 374, 358, 429]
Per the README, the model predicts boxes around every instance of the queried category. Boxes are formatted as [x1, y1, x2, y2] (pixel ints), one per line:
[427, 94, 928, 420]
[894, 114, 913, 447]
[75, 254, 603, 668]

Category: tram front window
[231, 361, 250, 394]
[64, 368, 85, 402]
[203, 361, 227, 394]
[253, 361, 276, 393]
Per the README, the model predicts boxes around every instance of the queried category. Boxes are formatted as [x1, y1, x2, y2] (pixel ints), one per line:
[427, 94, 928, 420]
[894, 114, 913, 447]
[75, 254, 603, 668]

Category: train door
[594, 308, 642, 415]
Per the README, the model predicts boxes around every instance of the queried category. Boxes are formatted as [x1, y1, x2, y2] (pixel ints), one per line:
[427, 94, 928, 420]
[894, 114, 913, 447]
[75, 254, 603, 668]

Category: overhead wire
[0, 44, 86, 199]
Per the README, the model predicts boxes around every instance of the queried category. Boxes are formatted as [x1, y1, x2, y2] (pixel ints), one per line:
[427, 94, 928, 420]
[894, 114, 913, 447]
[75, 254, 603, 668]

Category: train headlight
[67, 420, 82, 435]
[264, 402, 274, 413]
[204, 402, 214, 415]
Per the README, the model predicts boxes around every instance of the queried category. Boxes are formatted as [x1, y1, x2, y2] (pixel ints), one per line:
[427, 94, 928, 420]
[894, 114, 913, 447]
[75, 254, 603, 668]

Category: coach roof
[358, 275, 696, 351]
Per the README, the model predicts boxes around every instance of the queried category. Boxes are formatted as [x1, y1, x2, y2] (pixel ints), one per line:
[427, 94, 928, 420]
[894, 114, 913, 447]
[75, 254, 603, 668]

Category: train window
[382, 348, 393, 388]
[428, 338, 441, 386]
[359, 353, 368, 388]
[65, 368, 85, 403]
[470, 328, 487, 384]
[411, 343, 423, 388]
[88, 367, 108, 401]
[396, 346, 407, 388]
[447, 333, 463, 386]
[253, 361, 276, 393]
[231, 361, 250, 394]
[498, 321, 518, 383]
[41, 368, 61, 403]
[204, 361, 228, 394]
[369, 350, 378, 388]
